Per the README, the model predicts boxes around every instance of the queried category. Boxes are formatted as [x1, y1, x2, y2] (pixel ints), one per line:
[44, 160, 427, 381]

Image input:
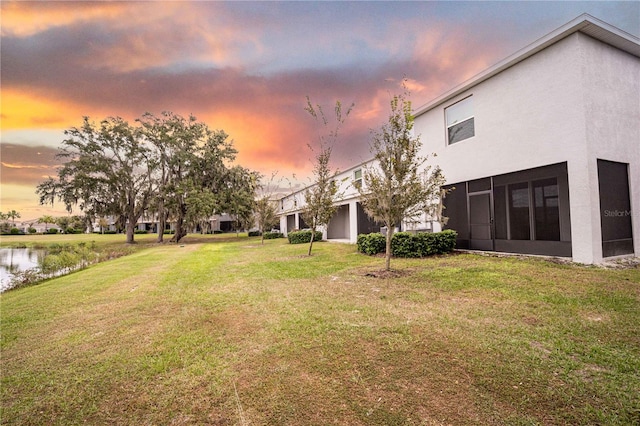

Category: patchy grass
[1, 237, 639, 425]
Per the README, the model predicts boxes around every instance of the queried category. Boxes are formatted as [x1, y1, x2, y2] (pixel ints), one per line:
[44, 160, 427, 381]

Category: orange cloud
[1, 90, 85, 130]
[0, 2, 128, 37]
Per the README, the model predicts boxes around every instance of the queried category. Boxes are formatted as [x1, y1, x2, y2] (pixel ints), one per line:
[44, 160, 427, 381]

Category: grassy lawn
[1, 236, 639, 425]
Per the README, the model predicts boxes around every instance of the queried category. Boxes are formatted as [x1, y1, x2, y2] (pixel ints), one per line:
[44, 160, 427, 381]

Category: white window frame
[445, 96, 474, 145]
[353, 168, 362, 189]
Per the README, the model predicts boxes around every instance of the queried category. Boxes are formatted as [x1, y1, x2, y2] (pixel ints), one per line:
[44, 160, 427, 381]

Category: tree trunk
[126, 219, 136, 244]
[157, 206, 166, 243]
[308, 227, 316, 256]
[171, 216, 187, 243]
[385, 225, 393, 271]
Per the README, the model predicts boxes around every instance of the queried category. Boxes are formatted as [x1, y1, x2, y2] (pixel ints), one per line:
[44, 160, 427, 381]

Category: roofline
[279, 156, 376, 200]
[414, 14, 640, 117]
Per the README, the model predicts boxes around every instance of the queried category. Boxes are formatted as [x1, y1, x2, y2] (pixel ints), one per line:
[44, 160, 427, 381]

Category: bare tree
[301, 97, 353, 256]
[254, 196, 278, 245]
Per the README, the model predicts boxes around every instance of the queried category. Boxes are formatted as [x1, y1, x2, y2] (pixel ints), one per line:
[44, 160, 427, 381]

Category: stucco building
[278, 15, 640, 264]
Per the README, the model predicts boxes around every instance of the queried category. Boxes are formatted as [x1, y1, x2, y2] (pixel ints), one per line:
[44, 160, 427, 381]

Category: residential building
[278, 14, 640, 264]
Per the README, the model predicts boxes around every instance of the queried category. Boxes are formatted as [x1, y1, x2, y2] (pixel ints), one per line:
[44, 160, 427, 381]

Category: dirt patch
[363, 269, 412, 279]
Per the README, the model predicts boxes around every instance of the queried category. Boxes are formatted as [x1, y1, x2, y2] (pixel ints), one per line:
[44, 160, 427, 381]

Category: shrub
[357, 233, 386, 255]
[248, 231, 262, 237]
[264, 231, 284, 239]
[28, 227, 37, 234]
[8, 269, 43, 291]
[357, 230, 457, 258]
[104, 230, 118, 234]
[391, 232, 421, 258]
[288, 230, 323, 244]
[163, 230, 175, 235]
[47, 228, 59, 234]
[10, 228, 22, 235]
[134, 230, 148, 234]
[432, 229, 458, 254]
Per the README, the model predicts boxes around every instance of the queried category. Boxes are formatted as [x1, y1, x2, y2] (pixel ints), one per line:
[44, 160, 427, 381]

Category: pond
[0, 248, 46, 292]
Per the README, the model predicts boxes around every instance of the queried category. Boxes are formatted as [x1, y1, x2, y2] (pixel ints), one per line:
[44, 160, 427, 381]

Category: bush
[134, 230, 148, 234]
[28, 227, 37, 234]
[357, 230, 457, 257]
[391, 232, 421, 258]
[357, 233, 386, 255]
[47, 228, 59, 234]
[248, 230, 261, 237]
[10, 227, 22, 235]
[65, 227, 83, 234]
[163, 230, 175, 235]
[432, 229, 458, 254]
[104, 230, 118, 234]
[288, 230, 323, 244]
[264, 231, 284, 239]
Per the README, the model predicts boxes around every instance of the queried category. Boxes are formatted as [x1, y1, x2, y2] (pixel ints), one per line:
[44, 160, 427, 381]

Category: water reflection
[0, 248, 46, 292]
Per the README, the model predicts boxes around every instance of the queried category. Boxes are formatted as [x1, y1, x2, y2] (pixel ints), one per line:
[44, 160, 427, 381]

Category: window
[533, 178, 560, 241]
[353, 169, 362, 189]
[509, 182, 530, 240]
[445, 96, 474, 144]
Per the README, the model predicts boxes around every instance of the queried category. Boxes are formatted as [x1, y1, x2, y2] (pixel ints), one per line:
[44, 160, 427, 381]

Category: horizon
[1, 1, 639, 221]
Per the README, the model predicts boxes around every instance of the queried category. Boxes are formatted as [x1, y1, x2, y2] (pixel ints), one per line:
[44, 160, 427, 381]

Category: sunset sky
[1, 1, 638, 221]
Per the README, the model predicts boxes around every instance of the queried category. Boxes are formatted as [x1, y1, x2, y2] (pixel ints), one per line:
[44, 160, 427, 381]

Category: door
[469, 192, 493, 251]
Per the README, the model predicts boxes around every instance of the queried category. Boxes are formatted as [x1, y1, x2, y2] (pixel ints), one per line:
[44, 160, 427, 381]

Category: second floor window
[445, 96, 474, 144]
[353, 169, 362, 189]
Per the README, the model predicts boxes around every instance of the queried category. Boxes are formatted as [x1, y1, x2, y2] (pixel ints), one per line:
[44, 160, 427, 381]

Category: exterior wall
[580, 34, 640, 262]
[414, 32, 639, 263]
[278, 161, 373, 243]
[415, 34, 587, 185]
[327, 204, 350, 239]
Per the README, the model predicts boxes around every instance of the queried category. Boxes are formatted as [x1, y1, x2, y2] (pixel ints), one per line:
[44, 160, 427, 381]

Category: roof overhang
[413, 14, 640, 117]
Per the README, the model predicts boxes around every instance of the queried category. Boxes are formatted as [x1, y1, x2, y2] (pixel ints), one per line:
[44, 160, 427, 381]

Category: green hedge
[357, 230, 457, 257]
[248, 231, 261, 237]
[264, 231, 284, 239]
[356, 233, 386, 255]
[65, 227, 84, 234]
[288, 230, 323, 244]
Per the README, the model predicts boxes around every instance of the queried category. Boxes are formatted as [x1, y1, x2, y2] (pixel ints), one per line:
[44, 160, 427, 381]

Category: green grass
[1, 236, 639, 425]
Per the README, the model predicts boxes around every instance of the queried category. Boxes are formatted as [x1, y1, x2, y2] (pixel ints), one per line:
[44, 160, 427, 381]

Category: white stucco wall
[415, 34, 587, 183]
[413, 32, 640, 263]
[278, 161, 373, 242]
[580, 33, 640, 262]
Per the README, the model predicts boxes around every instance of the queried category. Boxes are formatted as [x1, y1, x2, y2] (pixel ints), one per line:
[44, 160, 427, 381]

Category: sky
[1, 1, 639, 222]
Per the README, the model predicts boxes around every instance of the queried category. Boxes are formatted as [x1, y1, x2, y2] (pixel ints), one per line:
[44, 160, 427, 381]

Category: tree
[6, 210, 21, 225]
[224, 166, 260, 236]
[36, 116, 154, 244]
[301, 97, 353, 256]
[358, 87, 445, 271]
[56, 216, 71, 232]
[139, 112, 238, 243]
[98, 217, 109, 234]
[184, 189, 218, 234]
[38, 215, 55, 232]
[254, 196, 278, 245]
